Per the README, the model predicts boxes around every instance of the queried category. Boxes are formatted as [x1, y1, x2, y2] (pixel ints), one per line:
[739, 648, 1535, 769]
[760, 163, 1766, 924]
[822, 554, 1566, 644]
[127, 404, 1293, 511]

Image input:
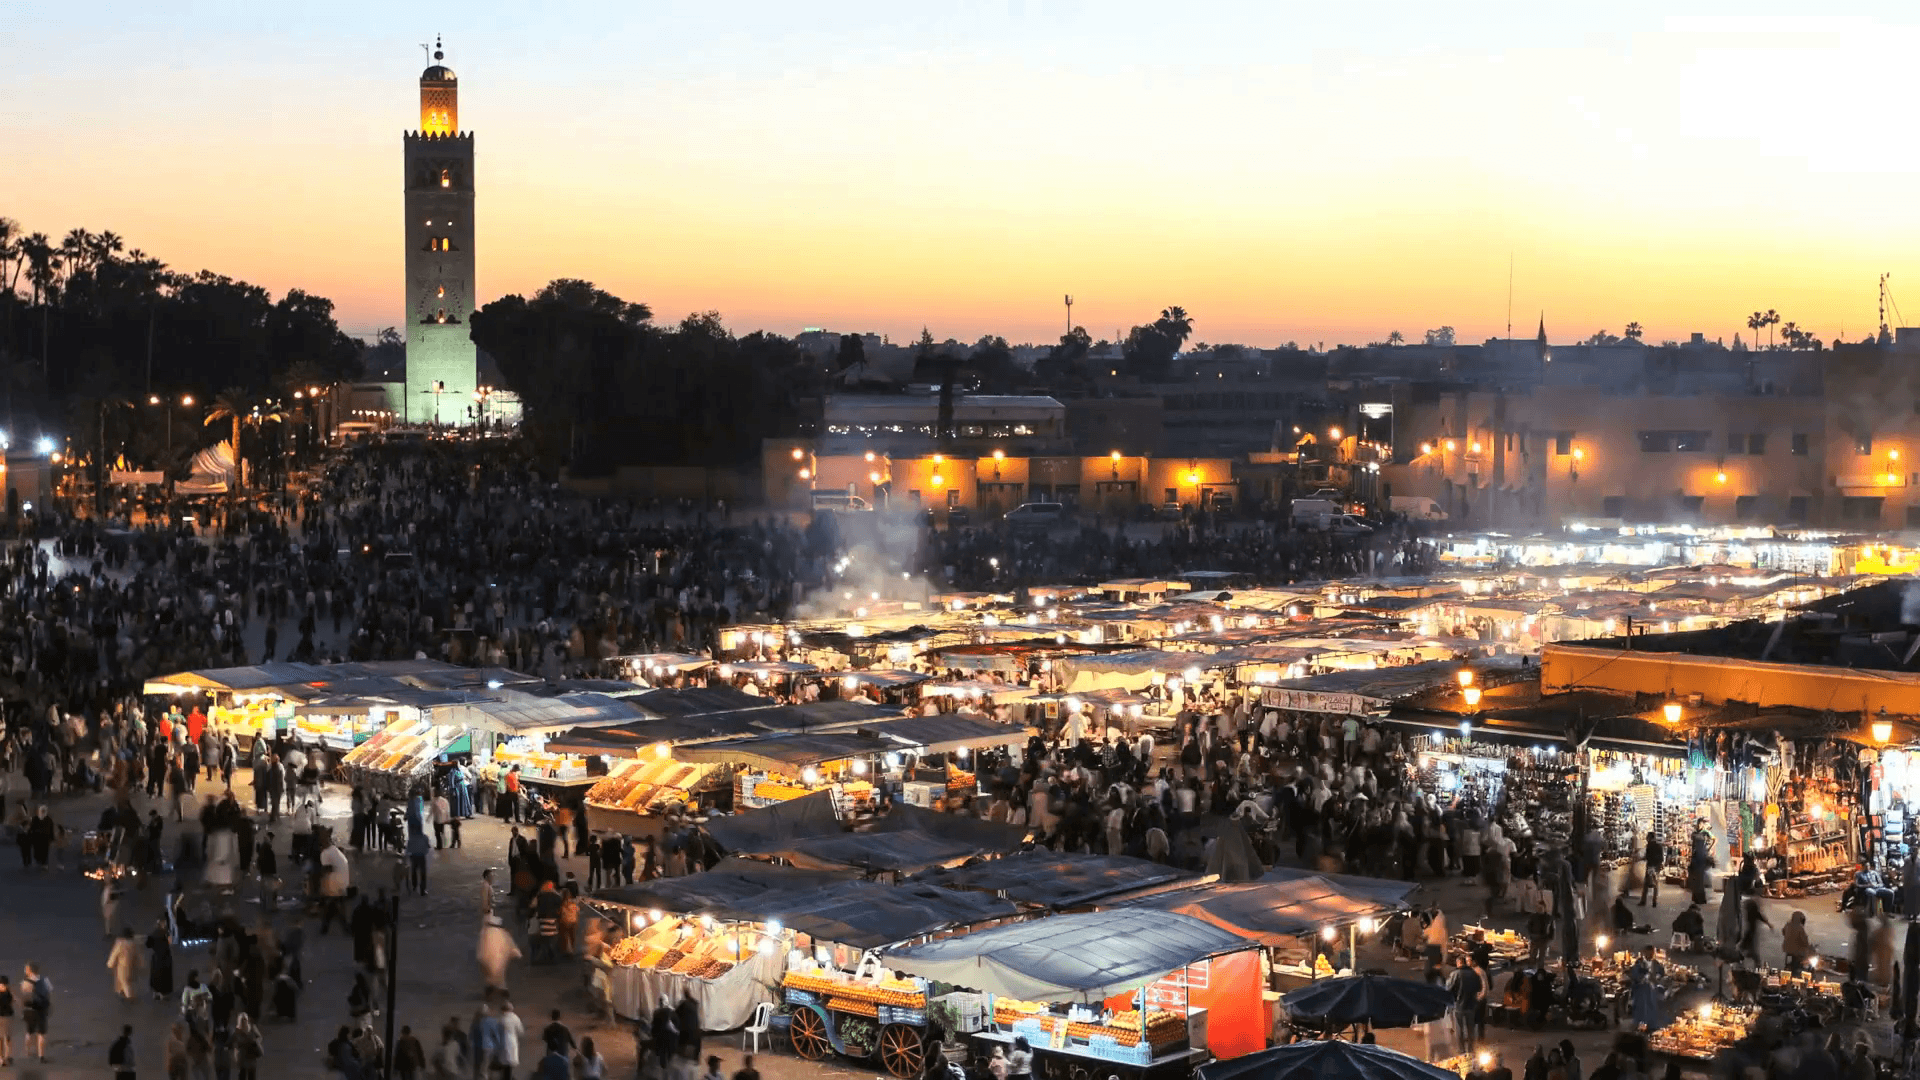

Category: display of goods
[695, 960, 733, 980]
[783, 972, 845, 997]
[656, 949, 686, 970]
[622, 785, 658, 809]
[609, 937, 647, 965]
[829, 997, 880, 1017]
[670, 952, 709, 975]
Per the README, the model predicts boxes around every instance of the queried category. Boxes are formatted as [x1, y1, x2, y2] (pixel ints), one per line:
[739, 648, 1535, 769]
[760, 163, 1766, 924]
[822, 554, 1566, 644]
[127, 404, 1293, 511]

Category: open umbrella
[1280, 974, 1455, 1029]
[1198, 1039, 1461, 1080]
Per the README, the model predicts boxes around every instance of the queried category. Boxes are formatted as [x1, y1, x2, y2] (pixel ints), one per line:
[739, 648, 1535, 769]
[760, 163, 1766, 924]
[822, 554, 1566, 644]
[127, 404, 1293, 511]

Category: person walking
[498, 999, 526, 1080]
[109, 1023, 135, 1080]
[19, 962, 50, 1065]
[232, 1012, 263, 1080]
[477, 916, 522, 994]
[0, 975, 13, 1067]
[394, 1024, 426, 1080]
[1640, 830, 1664, 907]
[108, 927, 142, 1001]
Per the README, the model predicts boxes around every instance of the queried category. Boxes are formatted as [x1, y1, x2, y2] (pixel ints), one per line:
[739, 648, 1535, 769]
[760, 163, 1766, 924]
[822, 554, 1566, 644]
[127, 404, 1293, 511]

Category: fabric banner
[1260, 688, 1378, 715]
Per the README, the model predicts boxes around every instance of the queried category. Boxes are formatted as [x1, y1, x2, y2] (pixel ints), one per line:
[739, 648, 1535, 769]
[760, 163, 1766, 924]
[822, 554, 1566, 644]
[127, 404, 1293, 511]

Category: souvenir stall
[1583, 747, 1695, 865]
[1648, 1001, 1758, 1062]
[882, 909, 1267, 1074]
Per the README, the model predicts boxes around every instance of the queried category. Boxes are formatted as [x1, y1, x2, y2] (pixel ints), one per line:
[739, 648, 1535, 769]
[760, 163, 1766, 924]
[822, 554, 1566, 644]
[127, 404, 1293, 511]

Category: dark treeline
[0, 218, 362, 480]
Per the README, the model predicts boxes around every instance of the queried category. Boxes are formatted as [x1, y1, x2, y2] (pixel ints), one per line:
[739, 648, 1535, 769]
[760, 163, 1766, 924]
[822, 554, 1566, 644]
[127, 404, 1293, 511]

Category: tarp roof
[1197, 1040, 1461, 1080]
[543, 713, 766, 757]
[881, 909, 1249, 1003]
[759, 881, 1017, 949]
[456, 691, 647, 734]
[702, 790, 843, 854]
[1111, 874, 1417, 946]
[913, 851, 1198, 908]
[1265, 659, 1476, 705]
[743, 701, 908, 733]
[627, 686, 772, 719]
[671, 732, 893, 770]
[593, 857, 856, 914]
[858, 714, 1035, 754]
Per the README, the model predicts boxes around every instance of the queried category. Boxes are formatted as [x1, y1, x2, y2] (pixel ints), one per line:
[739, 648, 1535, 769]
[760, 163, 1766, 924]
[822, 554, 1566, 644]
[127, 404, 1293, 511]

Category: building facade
[401, 41, 479, 424]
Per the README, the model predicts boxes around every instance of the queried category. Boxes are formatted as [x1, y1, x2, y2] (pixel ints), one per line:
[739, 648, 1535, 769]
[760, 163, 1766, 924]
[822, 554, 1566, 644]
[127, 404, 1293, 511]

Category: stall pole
[384, 893, 399, 1076]
[1348, 922, 1357, 976]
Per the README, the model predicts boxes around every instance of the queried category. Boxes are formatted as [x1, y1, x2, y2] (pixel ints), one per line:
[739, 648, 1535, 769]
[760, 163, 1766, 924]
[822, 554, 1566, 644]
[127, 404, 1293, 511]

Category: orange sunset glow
[10, 6, 1920, 346]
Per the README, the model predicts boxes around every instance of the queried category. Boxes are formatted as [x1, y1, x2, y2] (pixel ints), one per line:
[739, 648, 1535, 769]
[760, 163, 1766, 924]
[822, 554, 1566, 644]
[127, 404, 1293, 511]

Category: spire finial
[433, 34, 443, 62]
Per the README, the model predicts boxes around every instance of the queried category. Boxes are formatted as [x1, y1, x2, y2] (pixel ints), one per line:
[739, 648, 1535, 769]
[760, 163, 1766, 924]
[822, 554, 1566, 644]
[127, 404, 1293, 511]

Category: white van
[1004, 502, 1067, 530]
[1389, 496, 1447, 521]
[1290, 497, 1341, 525]
[811, 491, 872, 513]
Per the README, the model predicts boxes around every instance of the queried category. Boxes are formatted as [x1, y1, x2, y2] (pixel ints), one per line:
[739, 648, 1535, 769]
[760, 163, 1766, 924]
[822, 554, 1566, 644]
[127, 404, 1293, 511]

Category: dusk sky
[11, 3, 1920, 348]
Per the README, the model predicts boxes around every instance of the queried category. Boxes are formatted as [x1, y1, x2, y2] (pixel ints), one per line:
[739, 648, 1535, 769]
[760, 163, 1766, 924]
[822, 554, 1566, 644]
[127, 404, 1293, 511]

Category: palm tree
[1387, 330, 1405, 346]
[1780, 321, 1799, 349]
[1747, 311, 1765, 348]
[1763, 309, 1780, 349]
[21, 234, 58, 372]
[1624, 322, 1643, 342]
[204, 387, 255, 496]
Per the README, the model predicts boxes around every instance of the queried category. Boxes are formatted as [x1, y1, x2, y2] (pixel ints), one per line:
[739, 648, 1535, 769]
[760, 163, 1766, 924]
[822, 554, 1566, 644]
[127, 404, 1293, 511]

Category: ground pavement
[0, 768, 874, 1080]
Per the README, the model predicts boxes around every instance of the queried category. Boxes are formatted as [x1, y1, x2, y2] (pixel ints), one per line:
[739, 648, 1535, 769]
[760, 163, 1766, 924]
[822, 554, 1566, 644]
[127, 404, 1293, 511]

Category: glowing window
[440, 170, 451, 188]
[437, 286, 445, 298]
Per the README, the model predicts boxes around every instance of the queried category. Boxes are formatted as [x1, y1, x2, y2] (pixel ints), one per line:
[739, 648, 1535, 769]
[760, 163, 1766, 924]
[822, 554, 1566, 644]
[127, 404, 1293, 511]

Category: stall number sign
[1260, 688, 1377, 715]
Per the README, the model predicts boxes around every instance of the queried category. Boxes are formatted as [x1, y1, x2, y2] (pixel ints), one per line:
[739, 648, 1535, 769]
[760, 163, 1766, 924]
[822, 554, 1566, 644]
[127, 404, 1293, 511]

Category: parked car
[1327, 513, 1374, 535]
[811, 491, 873, 513]
[1156, 501, 1185, 520]
[1003, 502, 1067, 530]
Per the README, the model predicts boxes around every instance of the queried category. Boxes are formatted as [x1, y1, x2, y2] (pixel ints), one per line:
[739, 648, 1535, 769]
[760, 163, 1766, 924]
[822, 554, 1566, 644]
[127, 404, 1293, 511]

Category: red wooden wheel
[790, 1007, 831, 1061]
[879, 1024, 926, 1078]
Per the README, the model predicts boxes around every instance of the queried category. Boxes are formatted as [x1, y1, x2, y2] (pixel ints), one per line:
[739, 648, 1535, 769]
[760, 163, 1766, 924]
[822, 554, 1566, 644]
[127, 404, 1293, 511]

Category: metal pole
[385, 893, 399, 1076]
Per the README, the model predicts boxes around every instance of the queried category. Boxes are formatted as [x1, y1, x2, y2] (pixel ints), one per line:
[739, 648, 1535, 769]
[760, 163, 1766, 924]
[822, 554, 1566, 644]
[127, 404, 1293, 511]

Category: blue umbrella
[1279, 974, 1455, 1029]
[1199, 1039, 1461, 1080]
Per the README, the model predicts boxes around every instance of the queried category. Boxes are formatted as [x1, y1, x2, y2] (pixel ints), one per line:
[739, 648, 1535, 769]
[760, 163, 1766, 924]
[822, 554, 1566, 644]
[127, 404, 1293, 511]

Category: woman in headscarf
[1782, 910, 1813, 972]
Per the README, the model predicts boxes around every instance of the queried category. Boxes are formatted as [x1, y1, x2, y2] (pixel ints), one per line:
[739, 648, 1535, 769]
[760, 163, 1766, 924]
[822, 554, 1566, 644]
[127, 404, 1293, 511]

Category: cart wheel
[879, 1024, 925, 1078]
[790, 1007, 831, 1061]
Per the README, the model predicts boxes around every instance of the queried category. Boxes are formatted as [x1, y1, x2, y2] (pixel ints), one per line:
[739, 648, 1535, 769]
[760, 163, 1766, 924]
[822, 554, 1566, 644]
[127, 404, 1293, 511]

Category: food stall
[608, 652, 713, 687]
[584, 753, 719, 821]
[670, 732, 893, 815]
[882, 908, 1266, 1076]
[339, 710, 471, 798]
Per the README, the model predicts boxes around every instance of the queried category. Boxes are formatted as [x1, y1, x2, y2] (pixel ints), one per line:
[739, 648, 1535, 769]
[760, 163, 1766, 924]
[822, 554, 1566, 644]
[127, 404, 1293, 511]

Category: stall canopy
[670, 732, 892, 771]
[702, 790, 844, 855]
[593, 857, 856, 915]
[703, 791, 1029, 872]
[913, 851, 1197, 908]
[743, 702, 907, 733]
[1257, 867, 1424, 908]
[1198, 1041, 1460, 1080]
[858, 714, 1035, 754]
[1279, 975, 1454, 1029]
[453, 691, 648, 735]
[1113, 874, 1417, 946]
[542, 712, 765, 757]
[628, 686, 771, 719]
[750, 880, 1017, 949]
[881, 909, 1247, 1003]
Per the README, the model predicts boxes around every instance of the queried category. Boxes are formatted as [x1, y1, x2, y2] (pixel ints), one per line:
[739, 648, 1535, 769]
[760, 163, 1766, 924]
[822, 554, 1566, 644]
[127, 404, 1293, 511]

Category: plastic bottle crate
[878, 1005, 926, 1027]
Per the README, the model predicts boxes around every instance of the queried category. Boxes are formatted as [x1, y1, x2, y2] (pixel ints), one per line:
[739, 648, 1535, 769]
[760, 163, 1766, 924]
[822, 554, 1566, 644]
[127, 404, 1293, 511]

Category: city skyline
[12, 4, 1920, 347]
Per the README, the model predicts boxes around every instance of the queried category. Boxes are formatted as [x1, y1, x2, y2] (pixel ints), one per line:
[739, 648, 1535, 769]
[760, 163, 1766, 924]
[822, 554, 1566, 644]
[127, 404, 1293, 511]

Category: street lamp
[1570, 447, 1583, 482]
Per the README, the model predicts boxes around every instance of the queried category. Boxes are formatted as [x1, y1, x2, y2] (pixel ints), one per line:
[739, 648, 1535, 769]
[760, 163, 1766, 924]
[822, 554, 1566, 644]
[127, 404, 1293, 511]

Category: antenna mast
[1064, 295, 1073, 336]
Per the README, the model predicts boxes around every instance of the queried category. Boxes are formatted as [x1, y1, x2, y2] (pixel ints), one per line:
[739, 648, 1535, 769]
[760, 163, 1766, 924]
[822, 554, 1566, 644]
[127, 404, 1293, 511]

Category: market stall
[339, 711, 470, 798]
[1647, 1000, 1757, 1062]
[913, 851, 1198, 909]
[882, 908, 1265, 1071]
[670, 732, 891, 814]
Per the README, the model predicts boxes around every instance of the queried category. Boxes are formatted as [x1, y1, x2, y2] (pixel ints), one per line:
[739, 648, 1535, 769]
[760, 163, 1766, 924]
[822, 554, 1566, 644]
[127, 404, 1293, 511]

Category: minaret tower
[402, 36, 478, 425]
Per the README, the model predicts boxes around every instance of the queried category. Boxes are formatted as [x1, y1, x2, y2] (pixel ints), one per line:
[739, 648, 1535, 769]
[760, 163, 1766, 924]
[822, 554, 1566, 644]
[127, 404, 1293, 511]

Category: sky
[9, 2, 1920, 349]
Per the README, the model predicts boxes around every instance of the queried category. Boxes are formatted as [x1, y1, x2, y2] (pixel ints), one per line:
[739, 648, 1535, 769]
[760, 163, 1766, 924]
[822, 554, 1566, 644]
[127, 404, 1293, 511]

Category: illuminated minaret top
[419, 36, 458, 136]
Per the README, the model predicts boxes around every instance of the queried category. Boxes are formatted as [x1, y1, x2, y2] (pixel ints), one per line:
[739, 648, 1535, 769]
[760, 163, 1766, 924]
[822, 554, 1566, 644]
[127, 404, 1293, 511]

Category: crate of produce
[784, 988, 820, 1007]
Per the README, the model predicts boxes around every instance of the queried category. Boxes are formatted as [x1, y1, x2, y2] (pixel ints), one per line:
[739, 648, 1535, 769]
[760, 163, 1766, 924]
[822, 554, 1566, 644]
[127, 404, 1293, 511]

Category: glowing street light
[1664, 701, 1683, 724]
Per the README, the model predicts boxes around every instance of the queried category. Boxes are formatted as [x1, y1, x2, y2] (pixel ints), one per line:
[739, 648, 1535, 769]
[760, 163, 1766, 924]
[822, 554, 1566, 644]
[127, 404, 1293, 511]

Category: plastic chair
[743, 1000, 774, 1053]
[1669, 932, 1689, 952]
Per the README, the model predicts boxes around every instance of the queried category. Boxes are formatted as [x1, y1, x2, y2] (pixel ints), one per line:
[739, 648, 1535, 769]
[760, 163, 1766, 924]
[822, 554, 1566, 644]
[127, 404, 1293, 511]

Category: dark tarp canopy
[913, 851, 1198, 908]
[702, 790, 843, 854]
[705, 792, 1029, 873]
[743, 701, 908, 733]
[748, 880, 1017, 949]
[1197, 1040, 1460, 1080]
[670, 732, 892, 771]
[1278, 975, 1455, 1029]
[857, 713, 1036, 754]
[543, 713, 765, 757]
[627, 686, 772, 718]
[591, 857, 857, 914]
[882, 909, 1248, 1003]
[1113, 875, 1417, 946]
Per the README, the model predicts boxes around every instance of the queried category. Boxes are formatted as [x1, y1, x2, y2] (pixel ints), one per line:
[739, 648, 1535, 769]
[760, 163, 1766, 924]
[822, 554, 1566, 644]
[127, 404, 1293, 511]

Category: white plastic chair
[1669, 932, 1689, 952]
[743, 1000, 774, 1053]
